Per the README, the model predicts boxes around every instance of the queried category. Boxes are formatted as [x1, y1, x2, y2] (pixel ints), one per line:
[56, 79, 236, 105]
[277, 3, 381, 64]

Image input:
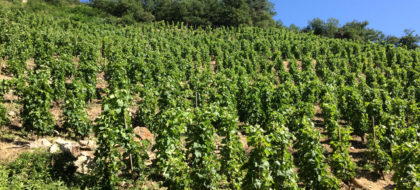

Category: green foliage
[367, 125, 393, 174]
[50, 55, 75, 100]
[237, 76, 276, 127]
[322, 91, 356, 182]
[399, 29, 420, 50]
[76, 42, 99, 102]
[153, 108, 191, 189]
[321, 92, 340, 139]
[0, 150, 81, 190]
[136, 87, 159, 131]
[91, 0, 154, 22]
[216, 108, 246, 189]
[62, 81, 92, 138]
[304, 18, 339, 38]
[303, 18, 420, 48]
[266, 113, 300, 190]
[392, 141, 420, 190]
[186, 105, 221, 189]
[90, 0, 275, 27]
[222, 0, 252, 26]
[0, 5, 419, 189]
[242, 125, 273, 189]
[294, 117, 340, 189]
[0, 100, 9, 128]
[337, 20, 381, 42]
[339, 86, 369, 141]
[4, 56, 27, 77]
[94, 89, 148, 189]
[21, 70, 55, 135]
[330, 126, 356, 182]
[44, 0, 79, 6]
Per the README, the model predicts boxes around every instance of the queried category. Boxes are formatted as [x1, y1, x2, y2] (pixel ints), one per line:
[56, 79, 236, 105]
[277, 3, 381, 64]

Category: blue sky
[271, 0, 420, 37]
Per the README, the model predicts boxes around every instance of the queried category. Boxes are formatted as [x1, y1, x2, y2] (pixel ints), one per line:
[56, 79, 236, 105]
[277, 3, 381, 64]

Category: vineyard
[0, 3, 419, 190]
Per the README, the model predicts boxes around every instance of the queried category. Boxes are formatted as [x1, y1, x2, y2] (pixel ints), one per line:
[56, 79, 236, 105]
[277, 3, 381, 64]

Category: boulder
[52, 139, 81, 158]
[70, 142, 81, 158]
[62, 142, 72, 153]
[8, 111, 16, 117]
[30, 138, 52, 149]
[55, 139, 72, 153]
[79, 140, 97, 150]
[133, 127, 154, 142]
[74, 152, 94, 174]
[55, 138, 67, 145]
[49, 144, 61, 154]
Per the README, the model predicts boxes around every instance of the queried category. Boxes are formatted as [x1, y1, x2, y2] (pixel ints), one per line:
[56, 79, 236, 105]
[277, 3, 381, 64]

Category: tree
[399, 29, 420, 50]
[221, 0, 252, 26]
[304, 18, 325, 36]
[177, 0, 221, 26]
[325, 18, 339, 38]
[335, 20, 381, 42]
[288, 24, 300, 32]
[384, 35, 400, 46]
[90, 0, 154, 22]
[275, 19, 283, 28]
[247, 0, 276, 27]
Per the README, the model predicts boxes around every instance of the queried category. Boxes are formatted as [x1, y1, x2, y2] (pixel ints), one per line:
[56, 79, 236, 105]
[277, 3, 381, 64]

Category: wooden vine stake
[372, 116, 376, 146]
[337, 125, 342, 151]
[124, 110, 134, 174]
[195, 91, 198, 108]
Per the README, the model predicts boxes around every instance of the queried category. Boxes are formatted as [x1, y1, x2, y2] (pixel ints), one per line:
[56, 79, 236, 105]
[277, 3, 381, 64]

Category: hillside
[0, 1, 419, 189]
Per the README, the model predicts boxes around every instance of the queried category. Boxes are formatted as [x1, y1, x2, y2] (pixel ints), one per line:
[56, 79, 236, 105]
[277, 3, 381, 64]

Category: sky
[270, 0, 420, 37]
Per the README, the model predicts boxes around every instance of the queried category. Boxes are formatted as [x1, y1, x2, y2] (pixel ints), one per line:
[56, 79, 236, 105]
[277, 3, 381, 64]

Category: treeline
[10, 0, 419, 50]
[86, 1, 420, 50]
[292, 18, 420, 50]
[89, 0, 276, 27]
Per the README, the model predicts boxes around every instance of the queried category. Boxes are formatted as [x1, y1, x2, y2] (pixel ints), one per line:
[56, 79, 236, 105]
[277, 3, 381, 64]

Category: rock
[30, 138, 52, 149]
[74, 152, 94, 174]
[133, 127, 154, 142]
[53, 139, 81, 158]
[55, 138, 67, 145]
[8, 111, 16, 117]
[351, 179, 365, 189]
[59, 142, 72, 154]
[53, 130, 60, 136]
[41, 139, 52, 147]
[79, 140, 97, 150]
[79, 140, 89, 146]
[69, 142, 81, 158]
[49, 144, 61, 154]
[55, 139, 72, 153]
